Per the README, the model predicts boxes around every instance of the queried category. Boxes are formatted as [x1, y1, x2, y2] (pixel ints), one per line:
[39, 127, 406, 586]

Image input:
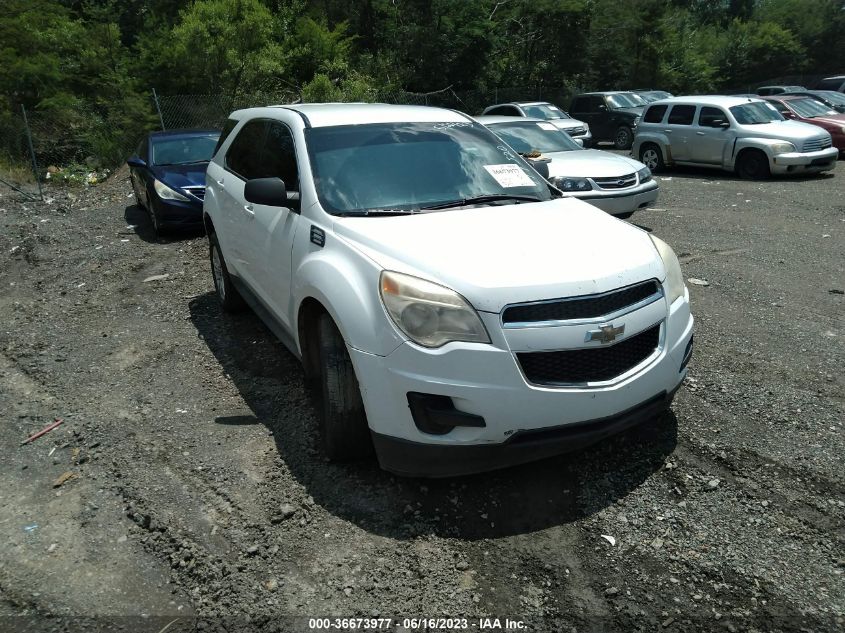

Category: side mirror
[127, 156, 146, 168]
[244, 177, 298, 209]
[573, 138, 584, 147]
[711, 119, 730, 128]
[597, 105, 608, 112]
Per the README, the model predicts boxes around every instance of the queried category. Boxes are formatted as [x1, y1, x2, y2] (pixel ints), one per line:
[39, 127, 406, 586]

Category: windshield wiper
[421, 194, 542, 210]
[338, 208, 422, 217]
[155, 160, 209, 166]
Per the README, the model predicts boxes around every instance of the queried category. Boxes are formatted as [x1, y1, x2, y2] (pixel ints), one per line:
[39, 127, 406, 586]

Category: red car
[761, 95, 845, 155]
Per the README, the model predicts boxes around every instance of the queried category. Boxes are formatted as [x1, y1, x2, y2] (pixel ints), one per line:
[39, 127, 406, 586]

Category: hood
[333, 198, 664, 313]
[738, 120, 832, 141]
[151, 162, 209, 189]
[550, 118, 586, 131]
[542, 149, 644, 178]
[804, 115, 845, 129]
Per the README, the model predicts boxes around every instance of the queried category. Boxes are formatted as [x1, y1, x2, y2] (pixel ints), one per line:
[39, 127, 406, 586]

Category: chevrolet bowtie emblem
[586, 323, 625, 344]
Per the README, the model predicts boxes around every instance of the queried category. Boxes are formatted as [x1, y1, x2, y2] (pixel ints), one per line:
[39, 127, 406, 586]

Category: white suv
[204, 103, 694, 477]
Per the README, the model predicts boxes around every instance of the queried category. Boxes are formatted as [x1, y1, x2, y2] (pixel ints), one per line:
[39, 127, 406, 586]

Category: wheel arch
[292, 254, 406, 360]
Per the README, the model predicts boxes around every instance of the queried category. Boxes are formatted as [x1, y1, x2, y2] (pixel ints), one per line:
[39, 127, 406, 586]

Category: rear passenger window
[259, 122, 299, 192]
[644, 105, 667, 123]
[667, 105, 696, 125]
[226, 120, 267, 180]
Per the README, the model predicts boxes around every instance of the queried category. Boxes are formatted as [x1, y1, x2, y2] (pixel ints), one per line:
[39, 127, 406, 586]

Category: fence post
[152, 88, 166, 130]
[20, 105, 43, 201]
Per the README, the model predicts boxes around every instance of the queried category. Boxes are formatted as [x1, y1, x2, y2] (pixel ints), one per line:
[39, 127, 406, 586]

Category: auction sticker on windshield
[537, 122, 557, 130]
[484, 164, 536, 188]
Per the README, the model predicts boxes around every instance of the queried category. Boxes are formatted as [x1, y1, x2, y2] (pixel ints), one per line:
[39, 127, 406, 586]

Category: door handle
[696, 131, 706, 136]
[243, 204, 255, 218]
[216, 178, 225, 187]
[663, 129, 672, 133]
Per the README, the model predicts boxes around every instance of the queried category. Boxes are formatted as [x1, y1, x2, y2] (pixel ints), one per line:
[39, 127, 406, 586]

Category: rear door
[665, 104, 697, 161]
[219, 119, 267, 287]
[691, 106, 733, 164]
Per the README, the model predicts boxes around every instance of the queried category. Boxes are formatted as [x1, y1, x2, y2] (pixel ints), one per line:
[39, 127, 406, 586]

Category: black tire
[316, 314, 373, 461]
[131, 177, 146, 211]
[639, 143, 665, 172]
[148, 203, 163, 236]
[209, 233, 245, 312]
[615, 211, 635, 220]
[614, 125, 634, 150]
[736, 149, 770, 180]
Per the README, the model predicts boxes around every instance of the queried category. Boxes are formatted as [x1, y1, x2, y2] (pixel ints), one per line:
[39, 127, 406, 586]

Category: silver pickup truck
[632, 96, 838, 179]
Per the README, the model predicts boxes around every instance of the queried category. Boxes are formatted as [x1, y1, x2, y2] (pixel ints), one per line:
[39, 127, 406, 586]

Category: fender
[634, 132, 672, 165]
[292, 246, 405, 358]
[726, 137, 782, 169]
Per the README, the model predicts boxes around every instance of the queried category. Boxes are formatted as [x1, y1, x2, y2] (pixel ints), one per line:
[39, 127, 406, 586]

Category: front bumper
[151, 196, 204, 227]
[574, 181, 659, 216]
[350, 289, 693, 477]
[771, 147, 838, 174]
[372, 387, 679, 477]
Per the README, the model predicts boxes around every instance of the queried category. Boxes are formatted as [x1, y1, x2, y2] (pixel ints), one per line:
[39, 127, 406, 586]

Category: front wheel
[316, 314, 373, 461]
[209, 233, 245, 312]
[736, 150, 771, 180]
[614, 125, 634, 150]
[639, 144, 665, 172]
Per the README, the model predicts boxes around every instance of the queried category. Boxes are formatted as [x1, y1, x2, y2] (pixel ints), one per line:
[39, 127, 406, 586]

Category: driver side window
[258, 122, 300, 192]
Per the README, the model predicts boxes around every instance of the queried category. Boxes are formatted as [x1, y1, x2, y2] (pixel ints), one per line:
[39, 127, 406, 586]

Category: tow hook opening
[407, 392, 486, 435]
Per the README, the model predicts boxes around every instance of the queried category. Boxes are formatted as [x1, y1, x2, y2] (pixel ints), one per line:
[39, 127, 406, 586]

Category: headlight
[633, 116, 641, 126]
[153, 179, 190, 201]
[379, 271, 490, 348]
[636, 166, 652, 183]
[840, 125, 845, 133]
[770, 142, 795, 155]
[649, 235, 685, 305]
[549, 176, 593, 192]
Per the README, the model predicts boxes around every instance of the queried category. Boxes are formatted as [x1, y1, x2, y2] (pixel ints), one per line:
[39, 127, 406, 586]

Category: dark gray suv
[569, 92, 644, 149]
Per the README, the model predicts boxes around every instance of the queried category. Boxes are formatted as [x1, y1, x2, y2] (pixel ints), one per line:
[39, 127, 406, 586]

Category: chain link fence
[0, 81, 614, 201]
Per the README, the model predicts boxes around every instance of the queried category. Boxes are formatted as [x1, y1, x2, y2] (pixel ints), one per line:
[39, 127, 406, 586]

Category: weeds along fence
[0, 82, 584, 201]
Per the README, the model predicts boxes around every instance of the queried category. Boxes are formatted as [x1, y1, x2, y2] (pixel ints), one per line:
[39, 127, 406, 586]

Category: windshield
[607, 93, 640, 108]
[729, 102, 785, 124]
[624, 92, 649, 106]
[520, 104, 570, 120]
[788, 98, 838, 118]
[814, 91, 845, 106]
[151, 135, 219, 165]
[489, 121, 583, 154]
[305, 122, 552, 215]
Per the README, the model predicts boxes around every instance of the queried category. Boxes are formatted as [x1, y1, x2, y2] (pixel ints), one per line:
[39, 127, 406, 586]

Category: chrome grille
[183, 186, 206, 201]
[803, 137, 832, 152]
[592, 173, 637, 189]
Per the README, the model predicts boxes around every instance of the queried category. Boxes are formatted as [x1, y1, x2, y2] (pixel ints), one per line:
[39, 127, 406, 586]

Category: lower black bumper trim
[373, 387, 679, 478]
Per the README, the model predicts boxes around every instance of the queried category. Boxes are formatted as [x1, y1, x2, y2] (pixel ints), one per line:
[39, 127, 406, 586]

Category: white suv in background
[204, 103, 694, 477]
[633, 96, 838, 179]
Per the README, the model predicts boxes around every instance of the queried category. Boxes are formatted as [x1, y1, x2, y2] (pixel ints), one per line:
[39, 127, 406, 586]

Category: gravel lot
[1, 162, 843, 633]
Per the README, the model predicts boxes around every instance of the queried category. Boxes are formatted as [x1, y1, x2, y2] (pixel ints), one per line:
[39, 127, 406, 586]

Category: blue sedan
[127, 129, 220, 235]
